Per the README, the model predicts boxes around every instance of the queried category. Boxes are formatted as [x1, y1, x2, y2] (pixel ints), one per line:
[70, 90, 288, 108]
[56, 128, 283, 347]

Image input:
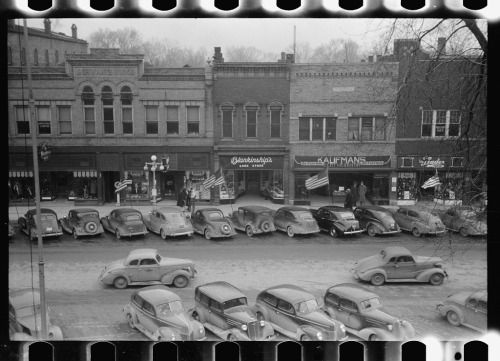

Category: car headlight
[48, 331, 54, 338]
[199, 326, 204, 333]
[387, 324, 393, 331]
[171, 335, 176, 340]
[242, 325, 247, 331]
[260, 320, 265, 327]
[316, 332, 323, 340]
[340, 324, 346, 333]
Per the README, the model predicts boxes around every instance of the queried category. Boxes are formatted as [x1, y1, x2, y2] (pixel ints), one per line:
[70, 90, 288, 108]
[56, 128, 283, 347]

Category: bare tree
[225, 46, 267, 62]
[310, 38, 362, 63]
[285, 41, 313, 63]
[89, 27, 143, 53]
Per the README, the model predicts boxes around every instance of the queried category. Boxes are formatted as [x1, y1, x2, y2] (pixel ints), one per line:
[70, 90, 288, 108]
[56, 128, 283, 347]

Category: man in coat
[177, 187, 187, 210]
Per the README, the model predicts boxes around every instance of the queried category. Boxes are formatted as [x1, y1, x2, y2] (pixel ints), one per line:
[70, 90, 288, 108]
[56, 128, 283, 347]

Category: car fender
[189, 306, 207, 323]
[438, 305, 464, 322]
[190, 320, 206, 340]
[48, 325, 63, 340]
[358, 327, 393, 341]
[412, 221, 430, 233]
[251, 304, 271, 321]
[107, 272, 132, 285]
[360, 268, 388, 281]
[367, 221, 384, 233]
[229, 328, 251, 341]
[154, 326, 182, 341]
[415, 268, 446, 282]
[59, 218, 70, 232]
[100, 218, 110, 230]
[297, 325, 321, 341]
[10, 332, 36, 341]
[161, 269, 191, 285]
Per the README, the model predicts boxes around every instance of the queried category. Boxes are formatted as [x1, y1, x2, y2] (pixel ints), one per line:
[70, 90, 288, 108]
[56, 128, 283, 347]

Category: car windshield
[206, 211, 224, 220]
[156, 300, 183, 314]
[124, 214, 142, 221]
[359, 297, 382, 310]
[339, 212, 355, 220]
[258, 211, 272, 217]
[295, 299, 319, 314]
[77, 212, 99, 219]
[296, 212, 313, 220]
[223, 297, 247, 310]
[166, 213, 187, 225]
[16, 305, 42, 318]
[372, 210, 393, 220]
[40, 215, 55, 221]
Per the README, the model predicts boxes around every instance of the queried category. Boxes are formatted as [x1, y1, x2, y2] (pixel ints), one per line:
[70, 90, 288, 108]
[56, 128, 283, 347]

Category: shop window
[15, 106, 30, 134]
[8, 46, 13, 65]
[325, 117, 336, 140]
[57, 106, 72, 134]
[145, 106, 159, 134]
[435, 111, 446, 136]
[374, 117, 386, 140]
[166, 106, 179, 135]
[299, 117, 337, 141]
[102, 86, 114, 134]
[299, 118, 310, 140]
[421, 109, 461, 138]
[82, 86, 95, 135]
[397, 172, 417, 200]
[449, 110, 461, 136]
[348, 117, 359, 140]
[55, 50, 59, 64]
[361, 117, 373, 140]
[36, 106, 51, 135]
[245, 103, 258, 138]
[33, 49, 38, 66]
[269, 103, 282, 138]
[45, 49, 49, 66]
[401, 157, 414, 167]
[186, 106, 200, 135]
[349, 116, 387, 141]
[120, 86, 133, 135]
[421, 110, 433, 136]
[221, 103, 233, 138]
[312, 118, 323, 140]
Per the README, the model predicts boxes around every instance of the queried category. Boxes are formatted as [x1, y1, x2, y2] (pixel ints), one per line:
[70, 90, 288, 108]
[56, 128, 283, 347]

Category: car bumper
[40, 231, 64, 238]
[125, 231, 148, 237]
[380, 229, 401, 234]
[342, 229, 365, 235]
[427, 229, 447, 235]
[168, 230, 194, 237]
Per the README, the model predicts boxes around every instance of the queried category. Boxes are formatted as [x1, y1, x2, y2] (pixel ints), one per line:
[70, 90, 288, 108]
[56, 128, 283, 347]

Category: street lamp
[144, 155, 164, 204]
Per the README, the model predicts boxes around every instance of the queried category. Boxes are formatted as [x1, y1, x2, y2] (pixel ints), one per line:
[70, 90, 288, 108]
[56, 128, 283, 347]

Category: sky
[24, 18, 385, 54]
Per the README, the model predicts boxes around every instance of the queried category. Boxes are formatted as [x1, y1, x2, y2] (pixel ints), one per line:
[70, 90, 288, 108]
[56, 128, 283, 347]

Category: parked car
[273, 206, 320, 237]
[252, 284, 347, 341]
[189, 207, 236, 240]
[59, 208, 105, 239]
[353, 205, 401, 236]
[391, 206, 446, 237]
[310, 206, 364, 238]
[8, 223, 15, 238]
[123, 285, 206, 341]
[9, 289, 63, 340]
[189, 281, 275, 341]
[438, 206, 487, 237]
[144, 207, 193, 239]
[229, 206, 276, 237]
[18, 208, 63, 241]
[352, 246, 448, 286]
[436, 290, 487, 331]
[99, 248, 197, 289]
[321, 283, 414, 341]
[100, 208, 148, 240]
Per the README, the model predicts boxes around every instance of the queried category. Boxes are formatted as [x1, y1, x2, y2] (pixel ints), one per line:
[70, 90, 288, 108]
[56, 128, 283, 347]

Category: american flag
[203, 174, 216, 188]
[213, 169, 225, 186]
[305, 169, 329, 190]
[421, 174, 441, 189]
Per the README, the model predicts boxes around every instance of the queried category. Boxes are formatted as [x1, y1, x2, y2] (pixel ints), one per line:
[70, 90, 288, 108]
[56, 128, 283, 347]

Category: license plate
[46, 227, 52, 232]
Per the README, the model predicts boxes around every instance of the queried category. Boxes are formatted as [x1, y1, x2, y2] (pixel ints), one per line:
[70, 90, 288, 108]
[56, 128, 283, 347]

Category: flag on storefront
[305, 169, 329, 190]
[421, 171, 441, 189]
[213, 169, 225, 187]
[203, 173, 216, 188]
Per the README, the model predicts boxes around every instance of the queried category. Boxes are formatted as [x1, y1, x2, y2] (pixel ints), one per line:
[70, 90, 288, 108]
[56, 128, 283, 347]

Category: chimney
[44, 18, 51, 33]
[437, 37, 446, 55]
[286, 54, 295, 63]
[71, 24, 77, 39]
[281, 52, 286, 61]
[368, 55, 373, 63]
[213, 47, 224, 63]
[376, 54, 381, 62]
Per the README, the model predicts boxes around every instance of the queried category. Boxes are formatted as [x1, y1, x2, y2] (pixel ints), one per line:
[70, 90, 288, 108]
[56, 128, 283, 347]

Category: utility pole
[293, 25, 296, 61]
[23, 19, 48, 339]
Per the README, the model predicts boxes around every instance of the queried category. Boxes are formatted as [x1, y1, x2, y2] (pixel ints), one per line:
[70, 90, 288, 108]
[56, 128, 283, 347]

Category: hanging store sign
[293, 156, 391, 169]
[220, 156, 284, 169]
[397, 156, 459, 169]
[418, 156, 446, 168]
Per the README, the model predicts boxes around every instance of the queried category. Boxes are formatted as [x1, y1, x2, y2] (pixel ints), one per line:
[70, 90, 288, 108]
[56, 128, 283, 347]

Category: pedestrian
[344, 189, 354, 209]
[351, 181, 359, 206]
[177, 187, 187, 210]
[186, 187, 194, 212]
[358, 181, 367, 205]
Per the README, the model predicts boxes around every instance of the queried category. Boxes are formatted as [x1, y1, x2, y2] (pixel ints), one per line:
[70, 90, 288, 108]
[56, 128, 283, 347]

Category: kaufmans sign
[220, 156, 284, 169]
[293, 156, 391, 169]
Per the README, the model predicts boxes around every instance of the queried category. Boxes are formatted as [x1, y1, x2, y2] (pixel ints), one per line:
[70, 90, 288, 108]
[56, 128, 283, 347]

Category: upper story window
[269, 102, 283, 138]
[299, 117, 336, 141]
[186, 106, 200, 135]
[421, 110, 461, 138]
[82, 86, 95, 135]
[221, 103, 234, 138]
[57, 106, 72, 134]
[120, 86, 133, 135]
[33, 49, 38, 66]
[8, 47, 13, 65]
[55, 50, 59, 64]
[145, 106, 159, 134]
[15, 106, 30, 134]
[20, 48, 26, 65]
[401, 157, 414, 167]
[45, 49, 49, 66]
[102, 86, 114, 134]
[244, 103, 259, 138]
[36, 106, 51, 135]
[348, 116, 387, 141]
[166, 106, 179, 135]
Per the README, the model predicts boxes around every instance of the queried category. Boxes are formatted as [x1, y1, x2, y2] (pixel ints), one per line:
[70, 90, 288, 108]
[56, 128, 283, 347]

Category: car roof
[319, 206, 353, 212]
[198, 208, 224, 214]
[326, 283, 378, 303]
[355, 205, 390, 212]
[127, 248, 158, 259]
[278, 206, 310, 212]
[72, 208, 99, 213]
[196, 281, 245, 302]
[238, 206, 272, 212]
[111, 208, 142, 215]
[134, 286, 181, 305]
[155, 207, 184, 214]
[263, 284, 315, 304]
[469, 290, 487, 302]
[26, 208, 57, 215]
[398, 206, 433, 214]
[382, 246, 411, 257]
[9, 289, 41, 309]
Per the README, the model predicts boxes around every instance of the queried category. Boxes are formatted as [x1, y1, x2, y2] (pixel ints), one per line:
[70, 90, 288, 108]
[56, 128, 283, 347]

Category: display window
[220, 169, 235, 200]
[397, 172, 417, 200]
[9, 171, 34, 200]
[69, 171, 98, 200]
[124, 170, 150, 201]
[185, 171, 211, 201]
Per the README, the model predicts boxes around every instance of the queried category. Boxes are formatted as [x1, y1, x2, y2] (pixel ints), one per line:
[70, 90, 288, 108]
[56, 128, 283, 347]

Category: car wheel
[127, 314, 136, 329]
[300, 334, 311, 341]
[227, 334, 236, 342]
[447, 311, 461, 326]
[287, 226, 295, 237]
[204, 228, 212, 240]
[85, 221, 97, 233]
[369, 334, 380, 341]
[246, 225, 254, 237]
[367, 225, 377, 237]
[115, 229, 121, 240]
[72, 229, 78, 240]
[261, 221, 271, 232]
[160, 228, 167, 240]
[113, 276, 128, 289]
[412, 227, 421, 237]
[370, 273, 385, 286]
[329, 227, 338, 238]
[173, 275, 188, 288]
[459, 227, 469, 237]
[429, 273, 444, 286]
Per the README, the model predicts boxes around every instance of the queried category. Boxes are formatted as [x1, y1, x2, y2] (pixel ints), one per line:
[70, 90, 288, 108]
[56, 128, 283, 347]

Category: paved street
[9, 218, 486, 342]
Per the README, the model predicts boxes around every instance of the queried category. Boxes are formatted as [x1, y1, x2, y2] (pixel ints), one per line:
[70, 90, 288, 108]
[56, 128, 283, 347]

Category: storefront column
[283, 152, 290, 205]
[212, 151, 220, 205]
[288, 171, 295, 206]
[389, 170, 398, 205]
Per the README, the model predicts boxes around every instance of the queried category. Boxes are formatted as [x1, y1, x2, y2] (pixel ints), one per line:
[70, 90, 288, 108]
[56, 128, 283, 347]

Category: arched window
[244, 102, 259, 138]
[82, 86, 95, 134]
[268, 102, 283, 138]
[120, 86, 133, 134]
[20, 48, 26, 65]
[220, 103, 234, 138]
[33, 49, 38, 66]
[8, 47, 12, 65]
[45, 49, 49, 66]
[102, 86, 114, 134]
[55, 50, 59, 64]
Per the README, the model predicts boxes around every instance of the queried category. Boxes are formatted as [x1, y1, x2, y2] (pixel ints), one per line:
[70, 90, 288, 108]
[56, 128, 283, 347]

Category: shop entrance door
[102, 171, 120, 203]
[245, 171, 260, 194]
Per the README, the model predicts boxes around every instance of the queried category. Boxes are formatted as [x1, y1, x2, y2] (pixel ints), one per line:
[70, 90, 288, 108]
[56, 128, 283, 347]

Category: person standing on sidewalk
[177, 187, 187, 211]
[358, 181, 367, 205]
[351, 181, 359, 206]
[344, 189, 354, 209]
[186, 187, 194, 212]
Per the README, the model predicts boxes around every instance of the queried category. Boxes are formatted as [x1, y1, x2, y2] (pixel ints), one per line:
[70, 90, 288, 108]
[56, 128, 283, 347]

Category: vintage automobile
[8, 223, 15, 238]
[100, 208, 148, 240]
[144, 207, 194, 239]
[352, 246, 448, 286]
[310, 206, 364, 238]
[353, 205, 401, 237]
[9, 289, 63, 340]
[229, 206, 276, 237]
[438, 206, 487, 237]
[273, 206, 320, 237]
[321, 283, 415, 341]
[189, 281, 275, 341]
[17, 208, 63, 241]
[436, 290, 487, 331]
[59, 208, 105, 239]
[252, 284, 347, 341]
[99, 248, 197, 289]
[391, 207, 446, 237]
[123, 285, 206, 341]
[189, 207, 236, 240]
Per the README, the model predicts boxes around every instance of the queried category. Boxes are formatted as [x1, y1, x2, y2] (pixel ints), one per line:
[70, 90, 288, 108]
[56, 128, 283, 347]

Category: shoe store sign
[220, 156, 284, 169]
[293, 156, 391, 169]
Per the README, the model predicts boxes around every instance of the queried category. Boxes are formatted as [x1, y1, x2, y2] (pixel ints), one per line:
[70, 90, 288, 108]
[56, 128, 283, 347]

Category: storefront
[291, 155, 395, 206]
[217, 155, 285, 204]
